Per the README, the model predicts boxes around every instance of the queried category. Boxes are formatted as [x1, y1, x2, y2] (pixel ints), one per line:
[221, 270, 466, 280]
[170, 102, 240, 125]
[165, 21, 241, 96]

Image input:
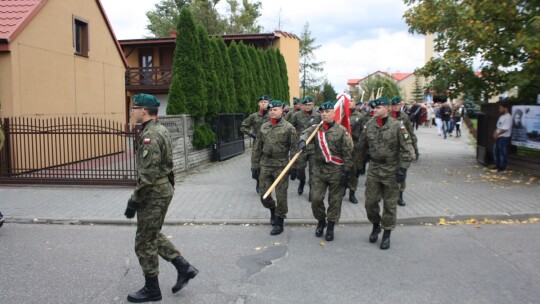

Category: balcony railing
[125, 67, 172, 90]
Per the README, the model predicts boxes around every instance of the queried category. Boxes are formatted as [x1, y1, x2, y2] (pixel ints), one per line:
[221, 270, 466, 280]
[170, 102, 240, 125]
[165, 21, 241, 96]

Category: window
[73, 16, 89, 56]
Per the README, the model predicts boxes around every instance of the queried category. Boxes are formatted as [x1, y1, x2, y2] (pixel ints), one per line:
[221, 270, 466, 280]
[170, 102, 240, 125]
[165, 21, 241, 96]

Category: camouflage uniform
[302, 122, 353, 223]
[359, 116, 414, 231]
[348, 109, 367, 192]
[240, 110, 269, 167]
[253, 118, 297, 217]
[289, 110, 321, 189]
[391, 110, 418, 199]
[132, 119, 180, 277]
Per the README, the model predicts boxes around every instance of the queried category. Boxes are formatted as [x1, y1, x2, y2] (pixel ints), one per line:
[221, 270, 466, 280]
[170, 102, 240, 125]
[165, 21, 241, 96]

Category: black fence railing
[0, 117, 137, 186]
[213, 113, 245, 161]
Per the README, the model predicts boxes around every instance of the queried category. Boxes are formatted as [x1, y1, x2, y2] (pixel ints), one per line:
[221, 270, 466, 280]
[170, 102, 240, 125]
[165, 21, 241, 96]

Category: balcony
[125, 67, 172, 91]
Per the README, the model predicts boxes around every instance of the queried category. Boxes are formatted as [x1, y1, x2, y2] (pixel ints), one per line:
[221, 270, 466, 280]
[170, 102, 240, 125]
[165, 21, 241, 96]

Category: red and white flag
[334, 93, 351, 135]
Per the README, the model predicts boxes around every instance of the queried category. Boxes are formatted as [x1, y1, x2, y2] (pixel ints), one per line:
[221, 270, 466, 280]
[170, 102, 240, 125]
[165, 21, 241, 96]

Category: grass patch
[470, 118, 477, 130]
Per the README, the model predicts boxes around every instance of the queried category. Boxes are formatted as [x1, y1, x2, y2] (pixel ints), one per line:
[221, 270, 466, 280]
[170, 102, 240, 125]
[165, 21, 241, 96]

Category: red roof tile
[0, 0, 47, 41]
[391, 72, 413, 82]
[347, 79, 361, 85]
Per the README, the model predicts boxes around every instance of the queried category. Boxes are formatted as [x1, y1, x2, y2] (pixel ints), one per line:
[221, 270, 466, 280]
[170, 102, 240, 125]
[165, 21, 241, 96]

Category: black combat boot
[315, 219, 326, 237]
[325, 221, 335, 241]
[270, 216, 284, 235]
[171, 256, 199, 293]
[349, 190, 358, 204]
[269, 207, 277, 226]
[380, 230, 391, 250]
[298, 180, 305, 195]
[127, 276, 162, 303]
[398, 191, 406, 206]
[369, 223, 381, 243]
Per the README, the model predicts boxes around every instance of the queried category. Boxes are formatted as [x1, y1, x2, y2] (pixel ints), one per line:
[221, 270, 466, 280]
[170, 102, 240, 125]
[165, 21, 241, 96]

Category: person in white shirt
[493, 102, 512, 172]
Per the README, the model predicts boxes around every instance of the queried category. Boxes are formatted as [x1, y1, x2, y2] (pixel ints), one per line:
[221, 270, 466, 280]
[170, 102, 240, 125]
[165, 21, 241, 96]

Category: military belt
[155, 177, 169, 185]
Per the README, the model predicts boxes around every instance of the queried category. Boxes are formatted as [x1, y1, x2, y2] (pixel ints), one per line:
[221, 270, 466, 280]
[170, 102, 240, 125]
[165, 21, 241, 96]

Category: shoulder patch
[143, 138, 151, 144]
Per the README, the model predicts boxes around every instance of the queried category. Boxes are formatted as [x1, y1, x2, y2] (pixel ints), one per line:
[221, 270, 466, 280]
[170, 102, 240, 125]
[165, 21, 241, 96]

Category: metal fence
[0, 117, 137, 186]
[212, 113, 245, 161]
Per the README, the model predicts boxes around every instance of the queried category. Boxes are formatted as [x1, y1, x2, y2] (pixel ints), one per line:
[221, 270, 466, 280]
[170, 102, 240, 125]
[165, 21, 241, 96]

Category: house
[0, 0, 127, 123]
[119, 30, 300, 115]
[347, 71, 419, 101]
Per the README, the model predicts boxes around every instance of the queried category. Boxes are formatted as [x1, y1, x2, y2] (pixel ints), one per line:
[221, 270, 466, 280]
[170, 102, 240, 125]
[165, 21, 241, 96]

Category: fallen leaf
[320, 242, 326, 247]
[438, 218, 448, 225]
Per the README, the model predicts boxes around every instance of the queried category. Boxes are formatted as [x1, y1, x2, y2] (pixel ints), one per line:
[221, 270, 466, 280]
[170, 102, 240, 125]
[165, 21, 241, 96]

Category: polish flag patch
[143, 138, 151, 144]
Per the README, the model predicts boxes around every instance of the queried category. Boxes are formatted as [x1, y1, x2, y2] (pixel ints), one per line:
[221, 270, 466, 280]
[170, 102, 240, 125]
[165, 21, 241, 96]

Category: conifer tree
[276, 50, 290, 103]
[210, 38, 229, 114]
[198, 26, 219, 121]
[217, 38, 237, 113]
[228, 41, 250, 116]
[238, 42, 257, 113]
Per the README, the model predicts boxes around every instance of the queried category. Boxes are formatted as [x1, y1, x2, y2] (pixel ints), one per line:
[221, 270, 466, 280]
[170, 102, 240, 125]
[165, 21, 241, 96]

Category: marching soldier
[347, 98, 367, 204]
[124, 94, 198, 302]
[298, 101, 353, 241]
[289, 96, 321, 197]
[359, 97, 414, 250]
[240, 95, 271, 193]
[284, 97, 301, 121]
[391, 96, 419, 206]
[252, 100, 297, 235]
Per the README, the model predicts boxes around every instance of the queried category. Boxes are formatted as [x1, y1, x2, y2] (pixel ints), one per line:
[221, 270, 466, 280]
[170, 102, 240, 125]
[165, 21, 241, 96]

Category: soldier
[252, 100, 297, 235]
[359, 97, 414, 250]
[289, 96, 321, 197]
[124, 94, 198, 302]
[298, 101, 353, 241]
[240, 95, 271, 193]
[284, 97, 301, 121]
[391, 96, 419, 207]
[347, 97, 368, 204]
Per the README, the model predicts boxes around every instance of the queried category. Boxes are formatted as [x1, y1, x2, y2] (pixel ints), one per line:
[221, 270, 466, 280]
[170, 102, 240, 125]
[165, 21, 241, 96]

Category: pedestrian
[298, 101, 353, 241]
[391, 96, 419, 207]
[453, 104, 464, 138]
[409, 102, 422, 130]
[425, 104, 434, 127]
[434, 103, 443, 136]
[289, 96, 321, 197]
[348, 97, 368, 204]
[493, 102, 512, 172]
[440, 102, 452, 139]
[240, 95, 271, 193]
[252, 100, 297, 235]
[359, 97, 414, 250]
[124, 94, 198, 302]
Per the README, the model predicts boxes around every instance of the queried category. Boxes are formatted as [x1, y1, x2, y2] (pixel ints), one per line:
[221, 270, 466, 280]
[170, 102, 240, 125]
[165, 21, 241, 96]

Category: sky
[100, 0, 426, 92]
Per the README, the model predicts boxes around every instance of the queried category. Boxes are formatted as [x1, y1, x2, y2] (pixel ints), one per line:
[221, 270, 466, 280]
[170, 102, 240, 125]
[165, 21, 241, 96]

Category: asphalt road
[1, 223, 539, 304]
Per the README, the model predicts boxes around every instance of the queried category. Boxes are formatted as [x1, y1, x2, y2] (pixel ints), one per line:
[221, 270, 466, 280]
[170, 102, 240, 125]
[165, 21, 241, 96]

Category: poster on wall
[511, 105, 540, 149]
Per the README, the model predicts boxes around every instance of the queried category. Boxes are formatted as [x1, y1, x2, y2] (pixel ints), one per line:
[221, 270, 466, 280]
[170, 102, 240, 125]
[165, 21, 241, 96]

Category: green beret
[258, 95, 271, 101]
[319, 101, 335, 110]
[367, 100, 377, 109]
[355, 100, 363, 106]
[369, 97, 390, 108]
[391, 96, 402, 105]
[302, 96, 315, 104]
[133, 93, 160, 107]
[293, 97, 300, 105]
[267, 100, 284, 109]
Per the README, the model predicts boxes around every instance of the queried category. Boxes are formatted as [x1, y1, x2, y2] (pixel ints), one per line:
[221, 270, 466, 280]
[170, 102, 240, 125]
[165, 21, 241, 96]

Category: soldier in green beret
[298, 101, 353, 241]
[390, 96, 419, 206]
[358, 97, 414, 250]
[252, 100, 298, 235]
[289, 96, 321, 197]
[284, 97, 301, 121]
[124, 93, 198, 302]
[241, 95, 271, 193]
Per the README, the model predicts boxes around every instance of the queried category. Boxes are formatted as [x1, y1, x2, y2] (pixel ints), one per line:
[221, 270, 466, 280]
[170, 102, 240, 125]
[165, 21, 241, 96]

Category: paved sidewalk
[1, 123, 539, 225]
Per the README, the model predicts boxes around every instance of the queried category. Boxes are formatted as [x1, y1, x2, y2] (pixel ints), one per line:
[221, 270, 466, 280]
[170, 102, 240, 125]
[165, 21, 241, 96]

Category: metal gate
[0, 117, 137, 186]
[212, 113, 245, 161]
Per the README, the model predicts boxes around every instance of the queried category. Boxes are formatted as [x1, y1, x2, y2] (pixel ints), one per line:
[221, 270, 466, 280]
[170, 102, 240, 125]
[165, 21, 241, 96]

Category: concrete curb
[4, 213, 539, 227]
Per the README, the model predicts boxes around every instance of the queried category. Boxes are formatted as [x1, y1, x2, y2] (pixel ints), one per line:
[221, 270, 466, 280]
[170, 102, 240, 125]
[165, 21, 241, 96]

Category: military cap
[319, 101, 335, 111]
[267, 100, 284, 109]
[356, 100, 364, 106]
[258, 95, 271, 101]
[293, 97, 300, 105]
[391, 96, 402, 105]
[369, 97, 390, 108]
[302, 96, 315, 104]
[367, 100, 377, 109]
[133, 93, 160, 107]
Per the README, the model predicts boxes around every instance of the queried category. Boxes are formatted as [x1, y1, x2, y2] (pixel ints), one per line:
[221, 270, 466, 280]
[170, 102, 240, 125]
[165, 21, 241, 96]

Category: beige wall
[1, 0, 125, 122]
[399, 76, 416, 101]
[0, 54, 13, 117]
[272, 34, 300, 105]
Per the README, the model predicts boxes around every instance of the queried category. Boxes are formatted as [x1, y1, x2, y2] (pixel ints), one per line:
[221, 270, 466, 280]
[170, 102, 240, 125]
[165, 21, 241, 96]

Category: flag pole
[262, 121, 324, 200]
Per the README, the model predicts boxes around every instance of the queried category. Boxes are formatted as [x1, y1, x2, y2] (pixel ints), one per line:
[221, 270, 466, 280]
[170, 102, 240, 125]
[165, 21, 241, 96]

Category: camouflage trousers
[364, 176, 399, 230]
[311, 169, 346, 223]
[348, 163, 359, 191]
[259, 166, 289, 217]
[135, 196, 181, 277]
[295, 152, 314, 182]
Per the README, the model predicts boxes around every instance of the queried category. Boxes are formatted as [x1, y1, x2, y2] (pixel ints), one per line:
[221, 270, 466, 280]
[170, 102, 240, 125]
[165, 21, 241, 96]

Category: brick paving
[1, 123, 539, 225]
